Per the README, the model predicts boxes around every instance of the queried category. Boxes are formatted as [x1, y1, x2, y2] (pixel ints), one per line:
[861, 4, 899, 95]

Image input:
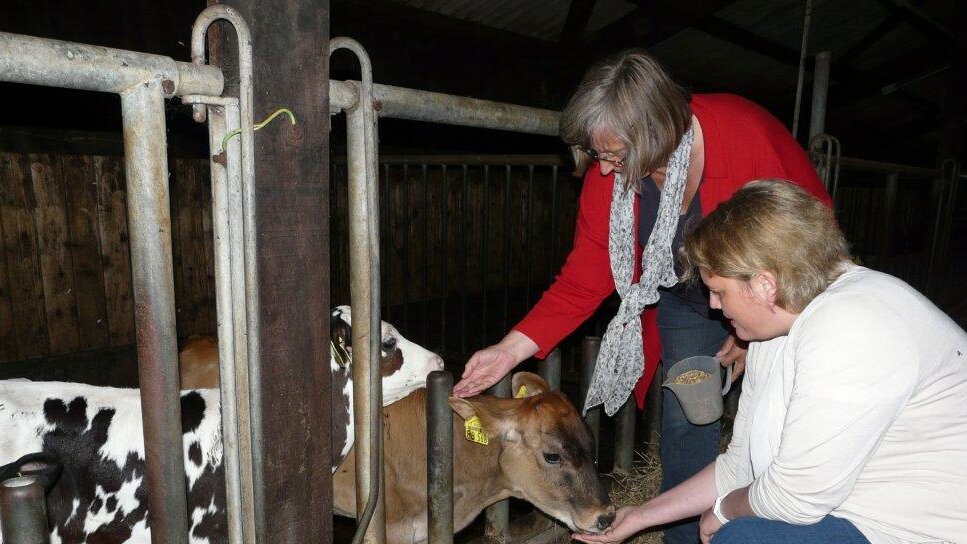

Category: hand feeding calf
[332, 372, 616, 543]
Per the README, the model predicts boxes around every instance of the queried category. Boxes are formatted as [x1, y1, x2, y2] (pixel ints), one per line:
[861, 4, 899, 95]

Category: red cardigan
[514, 93, 832, 407]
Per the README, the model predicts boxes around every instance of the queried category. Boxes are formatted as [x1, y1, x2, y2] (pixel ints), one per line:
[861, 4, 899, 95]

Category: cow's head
[330, 305, 444, 405]
[448, 372, 615, 535]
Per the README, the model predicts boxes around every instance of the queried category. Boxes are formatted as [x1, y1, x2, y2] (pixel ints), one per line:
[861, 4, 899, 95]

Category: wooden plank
[169, 156, 188, 336]
[94, 155, 135, 347]
[30, 153, 81, 355]
[194, 159, 216, 335]
[0, 154, 19, 361]
[63, 154, 110, 351]
[217, 0, 331, 539]
[0, 152, 49, 359]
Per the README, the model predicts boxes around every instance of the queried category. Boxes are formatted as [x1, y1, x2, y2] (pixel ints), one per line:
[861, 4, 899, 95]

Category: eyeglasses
[578, 145, 627, 168]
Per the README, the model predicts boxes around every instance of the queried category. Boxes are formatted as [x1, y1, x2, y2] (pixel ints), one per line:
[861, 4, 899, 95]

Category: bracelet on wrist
[712, 494, 730, 525]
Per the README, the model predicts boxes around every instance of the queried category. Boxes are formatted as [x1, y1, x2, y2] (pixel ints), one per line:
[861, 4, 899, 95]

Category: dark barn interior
[0, 0, 965, 542]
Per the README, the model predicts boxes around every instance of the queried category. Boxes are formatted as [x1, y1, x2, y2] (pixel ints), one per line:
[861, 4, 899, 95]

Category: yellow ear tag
[516, 385, 528, 399]
[464, 415, 489, 445]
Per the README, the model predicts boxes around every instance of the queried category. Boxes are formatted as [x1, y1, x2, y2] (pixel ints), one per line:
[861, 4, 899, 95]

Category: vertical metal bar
[613, 398, 636, 473]
[423, 164, 429, 341]
[484, 375, 511, 540]
[382, 163, 391, 321]
[426, 371, 454, 544]
[120, 78, 187, 544]
[0, 476, 48, 544]
[460, 164, 468, 354]
[539, 348, 562, 391]
[482, 165, 490, 345]
[441, 164, 448, 352]
[808, 51, 831, 143]
[204, 99, 245, 544]
[191, 10, 261, 536]
[502, 165, 511, 331]
[403, 164, 411, 333]
[927, 174, 947, 295]
[331, 37, 385, 544]
[878, 173, 899, 269]
[581, 337, 602, 462]
[550, 165, 559, 270]
[525, 165, 534, 306]
[792, 0, 813, 138]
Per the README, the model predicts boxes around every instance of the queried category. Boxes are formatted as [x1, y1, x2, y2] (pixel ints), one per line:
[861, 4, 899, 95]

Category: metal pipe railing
[1, 24, 224, 544]
[330, 81, 560, 136]
[484, 375, 512, 540]
[808, 51, 831, 144]
[0, 476, 49, 544]
[426, 371, 454, 544]
[189, 9, 263, 540]
[330, 36, 386, 544]
[187, 6, 260, 542]
[121, 77, 188, 544]
[179, 93, 250, 544]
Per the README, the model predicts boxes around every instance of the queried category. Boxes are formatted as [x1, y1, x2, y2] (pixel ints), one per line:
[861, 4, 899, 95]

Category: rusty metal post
[613, 398, 636, 473]
[581, 337, 602, 462]
[121, 78, 188, 544]
[484, 375, 511, 540]
[539, 349, 562, 391]
[427, 371, 454, 544]
[0, 476, 48, 544]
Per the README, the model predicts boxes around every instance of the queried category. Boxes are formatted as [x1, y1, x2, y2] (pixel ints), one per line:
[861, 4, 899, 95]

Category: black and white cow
[0, 307, 442, 543]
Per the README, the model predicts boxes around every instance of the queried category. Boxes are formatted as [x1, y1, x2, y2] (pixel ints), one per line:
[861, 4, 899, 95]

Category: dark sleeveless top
[638, 177, 710, 316]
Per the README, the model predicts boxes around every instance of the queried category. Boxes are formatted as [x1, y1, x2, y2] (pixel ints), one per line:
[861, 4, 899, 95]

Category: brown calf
[333, 372, 615, 543]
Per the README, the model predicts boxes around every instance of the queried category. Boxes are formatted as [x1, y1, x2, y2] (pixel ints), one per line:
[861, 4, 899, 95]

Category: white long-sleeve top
[715, 265, 967, 543]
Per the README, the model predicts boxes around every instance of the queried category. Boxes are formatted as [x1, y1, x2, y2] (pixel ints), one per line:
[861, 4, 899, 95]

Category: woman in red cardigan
[453, 49, 830, 544]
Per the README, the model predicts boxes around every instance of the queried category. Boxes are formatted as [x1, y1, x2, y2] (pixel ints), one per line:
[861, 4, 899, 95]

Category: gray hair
[560, 49, 691, 186]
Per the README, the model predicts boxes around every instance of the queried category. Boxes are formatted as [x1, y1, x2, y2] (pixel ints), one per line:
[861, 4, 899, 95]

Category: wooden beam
[559, 0, 597, 45]
[837, 12, 901, 67]
[871, 0, 954, 45]
[210, 0, 332, 541]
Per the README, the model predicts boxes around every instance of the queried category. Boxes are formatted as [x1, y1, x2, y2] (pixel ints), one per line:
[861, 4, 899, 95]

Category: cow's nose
[597, 512, 615, 531]
[428, 356, 444, 372]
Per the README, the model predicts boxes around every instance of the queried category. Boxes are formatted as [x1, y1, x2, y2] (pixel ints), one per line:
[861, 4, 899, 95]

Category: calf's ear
[449, 397, 478, 421]
[512, 372, 550, 398]
[448, 396, 521, 443]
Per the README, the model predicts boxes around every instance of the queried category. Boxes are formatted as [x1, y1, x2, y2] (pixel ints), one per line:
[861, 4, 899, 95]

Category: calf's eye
[542, 452, 561, 465]
[381, 337, 398, 351]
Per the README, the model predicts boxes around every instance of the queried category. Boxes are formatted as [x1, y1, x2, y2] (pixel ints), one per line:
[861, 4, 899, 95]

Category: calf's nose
[597, 512, 615, 531]
[428, 355, 444, 372]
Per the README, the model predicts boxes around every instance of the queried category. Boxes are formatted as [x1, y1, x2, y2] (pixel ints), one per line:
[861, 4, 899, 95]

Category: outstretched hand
[452, 345, 518, 397]
[452, 331, 539, 397]
[571, 506, 648, 544]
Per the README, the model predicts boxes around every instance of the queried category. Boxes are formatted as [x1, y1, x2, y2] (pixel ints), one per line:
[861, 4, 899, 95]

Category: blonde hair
[680, 179, 850, 312]
[560, 49, 691, 188]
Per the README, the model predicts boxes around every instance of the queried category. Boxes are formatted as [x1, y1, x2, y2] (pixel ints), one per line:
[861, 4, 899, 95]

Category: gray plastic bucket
[662, 355, 733, 426]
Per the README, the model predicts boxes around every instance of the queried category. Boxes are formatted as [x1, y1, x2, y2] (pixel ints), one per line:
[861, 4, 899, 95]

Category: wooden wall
[0, 152, 214, 363]
[0, 151, 582, 364]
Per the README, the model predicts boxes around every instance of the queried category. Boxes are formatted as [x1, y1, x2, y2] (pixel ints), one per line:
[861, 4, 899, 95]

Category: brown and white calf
[179, 305, 443, 471]
[0, 308, 441, 543]
[333, 372, 616, 543]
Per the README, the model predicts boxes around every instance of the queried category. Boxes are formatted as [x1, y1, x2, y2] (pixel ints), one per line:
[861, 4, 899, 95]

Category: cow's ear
[512, 372, 549, 398]
[449, 397, 520, 443]
[448, 397, 478, 421]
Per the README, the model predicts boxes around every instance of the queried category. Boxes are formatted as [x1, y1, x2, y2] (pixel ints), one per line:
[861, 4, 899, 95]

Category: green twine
[221, 107, 297, 152]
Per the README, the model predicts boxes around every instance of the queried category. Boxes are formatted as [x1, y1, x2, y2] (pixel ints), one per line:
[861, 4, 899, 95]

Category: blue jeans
[715, 515, 871, 544]
[656, 289, 729, 544]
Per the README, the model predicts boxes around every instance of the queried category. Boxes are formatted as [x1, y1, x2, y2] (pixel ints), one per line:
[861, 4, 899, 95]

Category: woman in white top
[574, 179, 967, 544]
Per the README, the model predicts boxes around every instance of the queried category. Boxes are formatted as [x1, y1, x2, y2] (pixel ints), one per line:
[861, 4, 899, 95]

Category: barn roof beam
[871, 0, 954, 45]
[837, 13, 901, 67]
